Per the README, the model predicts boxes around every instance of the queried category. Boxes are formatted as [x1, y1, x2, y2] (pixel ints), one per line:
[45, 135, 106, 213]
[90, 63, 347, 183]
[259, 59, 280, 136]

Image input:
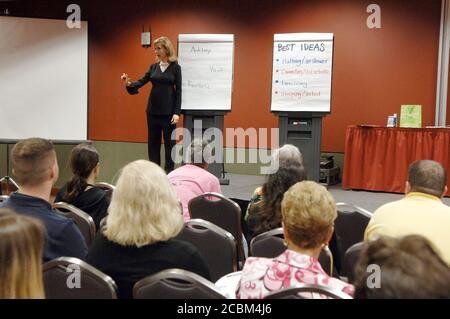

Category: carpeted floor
[221, 173, 450, 213]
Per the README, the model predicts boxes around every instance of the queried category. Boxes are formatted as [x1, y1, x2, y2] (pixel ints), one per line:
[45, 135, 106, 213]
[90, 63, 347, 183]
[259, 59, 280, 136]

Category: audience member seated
[0, 208, 45, 299]
[246, 144, 304, 213]
[246, 163, 306, 237]
[353, 235, 450, 299]
[0, 138, 87, 261]
[55, 143, 110, 229]
[237, 181, 353, 299]
[86, 160, 210, 299]
[168, 138, 221, 221]
[365, 160, 450, 265]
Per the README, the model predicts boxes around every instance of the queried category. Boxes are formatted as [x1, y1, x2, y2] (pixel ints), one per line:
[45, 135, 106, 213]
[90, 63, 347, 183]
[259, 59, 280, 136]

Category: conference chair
[94, 182, 115, 202]
[43, 257, 118, 299]
[188, 192, 246, 266]
[334, 202, 372, 272]
[249, 227, 285, 258]
[93, 182, 116, 191]
[0, 176, 18, 195]
[341, 241, 366, 282]
[99, 216, 107, 230]
[176, 219, 238, 282]
[249, 227, 335, 276]
[229, 197, 251, 242]
[133, 268, 227, 299]
[53, 202, 96, 247]
[264, 283, 353, 299]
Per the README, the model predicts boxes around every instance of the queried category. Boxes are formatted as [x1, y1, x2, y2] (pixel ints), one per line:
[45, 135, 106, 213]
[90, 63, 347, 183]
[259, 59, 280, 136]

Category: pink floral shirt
[237, 250, 354, 299]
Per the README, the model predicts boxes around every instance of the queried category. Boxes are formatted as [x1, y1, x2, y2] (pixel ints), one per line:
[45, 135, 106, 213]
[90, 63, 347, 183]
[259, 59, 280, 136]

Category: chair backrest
[334, 202, 372, 271]
[175, 219, 237, 282]
[188, 192, 245, 263]
[93, 182, 115, 191]
[93, 182, 115, 202]
[250, 227, 285, 258]
[249, 227, 335, 276]
[53, 202, 96, 246]
[133, 268, 226, 299]
[0, 195, 9, 202]
[229, 197, 251, 241]
[264, 283, 353, 299]
[99, 216, 107, 230]
[342, 241, 366, 282]
[43, 257, 118, 299]
[0, 176, 18, 195]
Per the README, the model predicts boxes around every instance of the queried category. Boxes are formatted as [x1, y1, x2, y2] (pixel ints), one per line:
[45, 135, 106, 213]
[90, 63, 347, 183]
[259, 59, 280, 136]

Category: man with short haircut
[365, 160, 450, 265]
[0, 138, 87, 262]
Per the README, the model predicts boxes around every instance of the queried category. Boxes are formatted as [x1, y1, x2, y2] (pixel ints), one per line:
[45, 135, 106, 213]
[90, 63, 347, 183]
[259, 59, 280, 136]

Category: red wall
[9, 0, 442, 152]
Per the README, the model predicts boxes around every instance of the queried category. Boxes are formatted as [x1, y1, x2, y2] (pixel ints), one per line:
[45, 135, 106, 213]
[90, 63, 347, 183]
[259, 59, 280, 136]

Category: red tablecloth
[342, 126, 450, 195]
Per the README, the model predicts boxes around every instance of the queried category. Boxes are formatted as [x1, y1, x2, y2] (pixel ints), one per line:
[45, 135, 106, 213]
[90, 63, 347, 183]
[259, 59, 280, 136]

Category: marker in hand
[121, 73, 131, 86]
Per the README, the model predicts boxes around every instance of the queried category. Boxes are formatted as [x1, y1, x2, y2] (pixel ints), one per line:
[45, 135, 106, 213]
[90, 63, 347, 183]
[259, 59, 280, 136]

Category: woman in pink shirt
[168, 138, 221, 221]
[237, 181, 354, 299]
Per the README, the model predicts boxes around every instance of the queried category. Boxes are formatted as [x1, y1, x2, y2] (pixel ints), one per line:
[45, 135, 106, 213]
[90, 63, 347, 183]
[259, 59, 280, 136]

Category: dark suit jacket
[126, 62, 182, 115]
[0, 192, 88, 262]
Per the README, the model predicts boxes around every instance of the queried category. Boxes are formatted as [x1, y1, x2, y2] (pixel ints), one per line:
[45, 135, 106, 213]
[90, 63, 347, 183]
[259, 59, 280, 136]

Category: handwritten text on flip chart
[271, 34, 333, 112]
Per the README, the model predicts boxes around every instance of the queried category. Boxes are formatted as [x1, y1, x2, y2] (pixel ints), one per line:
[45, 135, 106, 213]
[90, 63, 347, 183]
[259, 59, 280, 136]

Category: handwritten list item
[271, 33, 334, 112]
[178, 34, 234, 111]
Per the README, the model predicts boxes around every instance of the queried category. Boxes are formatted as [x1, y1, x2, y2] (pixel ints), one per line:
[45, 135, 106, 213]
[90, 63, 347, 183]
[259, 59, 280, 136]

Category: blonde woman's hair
[154, 36, 177, 63]
[0, 209, 45, 299]
[104, 160, 183, 247]
[281, 181, 336, 249]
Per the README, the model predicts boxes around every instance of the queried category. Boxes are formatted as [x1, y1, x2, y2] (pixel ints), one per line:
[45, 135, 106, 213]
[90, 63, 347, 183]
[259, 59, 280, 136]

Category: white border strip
[435, 0, 450, 126]
[274, 33, 333, 42]
[178, 34, 234, 43]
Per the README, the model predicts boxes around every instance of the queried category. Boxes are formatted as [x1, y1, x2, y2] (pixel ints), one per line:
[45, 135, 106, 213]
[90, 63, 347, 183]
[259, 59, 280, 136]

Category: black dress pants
[147, 113, 176, 173]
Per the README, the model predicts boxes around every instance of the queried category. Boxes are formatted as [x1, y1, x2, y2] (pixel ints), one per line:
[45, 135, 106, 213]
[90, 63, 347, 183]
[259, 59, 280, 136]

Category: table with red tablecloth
[342, 125, 450, 196]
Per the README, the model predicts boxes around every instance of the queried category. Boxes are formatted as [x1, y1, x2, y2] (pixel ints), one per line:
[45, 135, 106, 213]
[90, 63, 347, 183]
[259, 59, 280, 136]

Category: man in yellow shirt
[364, 160, 450, 266]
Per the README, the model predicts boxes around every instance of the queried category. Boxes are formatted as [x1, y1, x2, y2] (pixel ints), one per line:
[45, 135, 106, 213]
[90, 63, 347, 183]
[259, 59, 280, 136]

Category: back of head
[0, 208, 45, 299]
[105, 160, 183, 247]
[184, 138, 213, 168]
[11, 137, 56, 187]
[354, 235, 450, 299]
[281, 181, 337, 249]
[273, 144, 304, 167]
[254, 163, 307, 234]
[63, 143, 99, 203]
[407, 160, 447, 197]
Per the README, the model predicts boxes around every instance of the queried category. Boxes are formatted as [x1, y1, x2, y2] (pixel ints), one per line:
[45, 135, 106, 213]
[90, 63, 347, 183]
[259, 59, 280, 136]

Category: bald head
[407, 160, 447, 197]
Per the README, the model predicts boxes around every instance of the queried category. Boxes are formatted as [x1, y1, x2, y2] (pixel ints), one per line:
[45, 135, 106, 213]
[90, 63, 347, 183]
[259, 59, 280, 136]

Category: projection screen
[0, 16, 88, 141]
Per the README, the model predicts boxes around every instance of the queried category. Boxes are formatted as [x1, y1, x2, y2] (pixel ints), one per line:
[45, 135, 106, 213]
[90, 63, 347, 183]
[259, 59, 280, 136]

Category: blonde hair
[0, 209, 45, 299]
[104, 160, 183, 247]
[281, 181, 336, 249]
[154, 36, 177, 62]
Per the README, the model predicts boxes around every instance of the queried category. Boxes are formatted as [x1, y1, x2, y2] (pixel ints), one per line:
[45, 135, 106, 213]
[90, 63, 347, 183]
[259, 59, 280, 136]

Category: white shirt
[159, 61, 169, 72]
